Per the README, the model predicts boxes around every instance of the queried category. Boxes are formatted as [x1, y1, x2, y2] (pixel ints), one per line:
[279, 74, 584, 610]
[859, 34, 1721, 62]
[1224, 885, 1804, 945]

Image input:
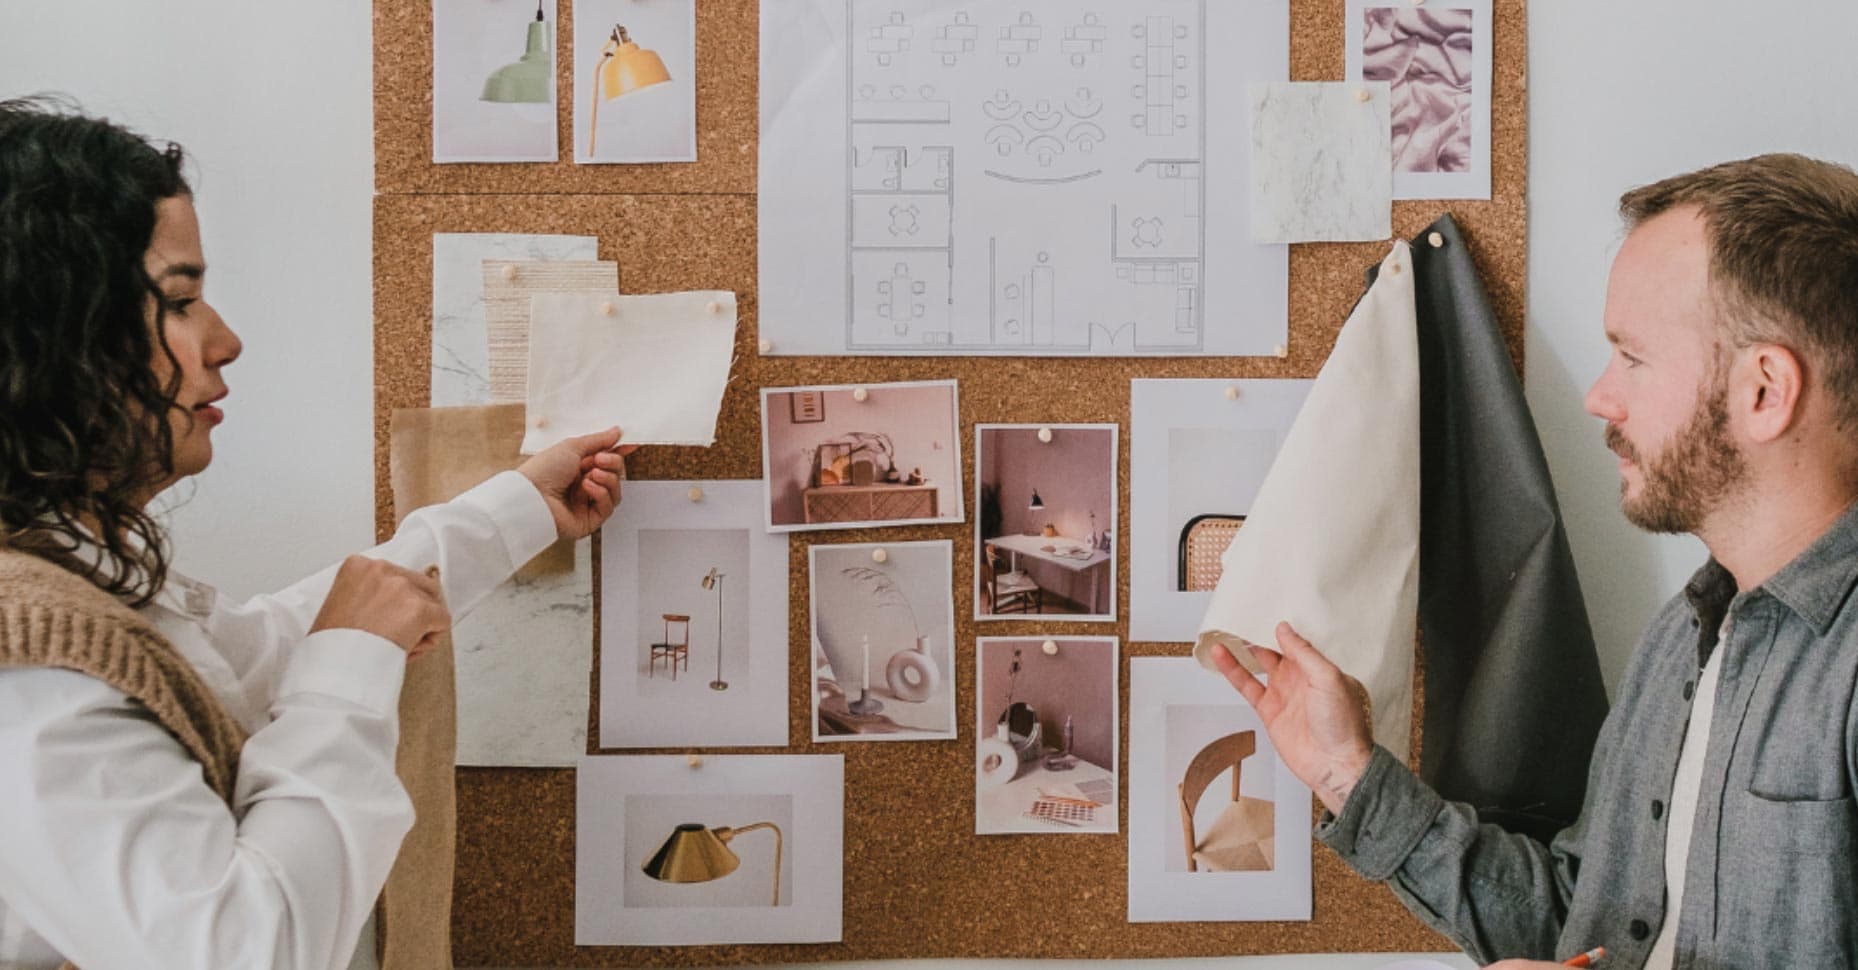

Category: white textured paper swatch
[1249, 81, 1392, 243]
[433, 234, 597, 406]
[482, 259, 619, 403]
[522, 290, 738, 452]
[1195, 242, 1418, 760]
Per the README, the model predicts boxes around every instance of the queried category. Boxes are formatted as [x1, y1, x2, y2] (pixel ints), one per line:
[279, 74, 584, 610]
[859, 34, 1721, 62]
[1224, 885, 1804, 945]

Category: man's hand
[517, 426, 638, 541]
[1210, 621, 1375, 814]
[311, 556, 451, 656]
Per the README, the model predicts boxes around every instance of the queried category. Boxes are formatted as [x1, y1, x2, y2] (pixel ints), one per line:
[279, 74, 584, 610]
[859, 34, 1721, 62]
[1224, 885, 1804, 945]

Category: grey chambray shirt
[1318, 499, 1858, 969]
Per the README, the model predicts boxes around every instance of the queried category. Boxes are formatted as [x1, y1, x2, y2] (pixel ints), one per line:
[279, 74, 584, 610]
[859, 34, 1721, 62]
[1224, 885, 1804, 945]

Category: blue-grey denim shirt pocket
[1716, 789, 1858, 964]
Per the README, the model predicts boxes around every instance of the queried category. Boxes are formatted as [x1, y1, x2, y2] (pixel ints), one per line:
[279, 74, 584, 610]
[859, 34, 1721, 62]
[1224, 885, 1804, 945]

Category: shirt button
[1652, 799, 1665, 820]
[1683, 681, 1695, 700]
[1630, 919, 1651, 940]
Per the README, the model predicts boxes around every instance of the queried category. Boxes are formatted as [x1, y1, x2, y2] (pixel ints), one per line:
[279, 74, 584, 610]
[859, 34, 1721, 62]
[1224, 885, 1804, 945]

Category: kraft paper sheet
[1195, 241, 1419, 760]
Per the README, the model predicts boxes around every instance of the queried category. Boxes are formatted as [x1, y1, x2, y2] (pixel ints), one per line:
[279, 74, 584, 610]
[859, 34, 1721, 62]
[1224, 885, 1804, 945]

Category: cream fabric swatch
[1195, 241, 1419, 760]
[432, 234, 597, 406]
[521, 290, 739, 453]
[481, 259, 619, 403]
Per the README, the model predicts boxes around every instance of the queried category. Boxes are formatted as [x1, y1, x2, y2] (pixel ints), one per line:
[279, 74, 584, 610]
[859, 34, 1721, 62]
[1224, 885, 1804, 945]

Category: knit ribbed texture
[0, 548, 248, 805]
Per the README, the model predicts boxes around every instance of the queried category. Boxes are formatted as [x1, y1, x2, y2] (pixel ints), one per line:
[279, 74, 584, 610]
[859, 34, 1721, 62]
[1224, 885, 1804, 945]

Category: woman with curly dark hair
[0, 98, 631, 969]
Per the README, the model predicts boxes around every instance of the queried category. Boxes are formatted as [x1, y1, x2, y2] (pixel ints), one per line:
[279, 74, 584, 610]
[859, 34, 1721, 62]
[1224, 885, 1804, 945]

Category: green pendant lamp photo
[481, 0, 552, 104]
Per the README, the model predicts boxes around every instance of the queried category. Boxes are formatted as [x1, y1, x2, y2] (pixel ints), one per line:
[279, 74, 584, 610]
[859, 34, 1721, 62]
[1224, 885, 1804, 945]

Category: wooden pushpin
[687, 486, 705, 503]
[1041, 639, 1059, 656]
[1390, 260, 1404, 276]
[852, 387, 870, 402]
[686, 753, 703, 768]
[1428, 231, 1445, 249]
[871, 547, 888, 564]
[706, 300, 722, 314]
[1274, 343, 1288, 358]
[1037, 427, 1053, 443]
[1356, 87, 1372, 103]
[599, 301, 617, 317]
[499, 264, 517, 282]
[1224, 386, 1240, 401]
[758, 338, 772, 353]
[534, 415, 549, 429]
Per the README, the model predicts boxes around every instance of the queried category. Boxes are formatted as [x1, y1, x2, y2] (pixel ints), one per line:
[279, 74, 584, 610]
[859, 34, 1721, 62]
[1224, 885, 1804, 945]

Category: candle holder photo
[808, 541, 956, 741]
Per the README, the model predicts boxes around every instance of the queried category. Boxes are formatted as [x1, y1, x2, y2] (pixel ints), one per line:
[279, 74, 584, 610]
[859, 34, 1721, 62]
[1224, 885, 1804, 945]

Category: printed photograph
[1128, 379, 1311, 643]
[762, 381, 964, 532]
[809, 541, 956, 741]
[572, 0, 697, 163]
[432, 0, 559, 162]
[974, 425, 1117, 621]
[974, 637, 1120, 834]
[1363, 6, 1474, 174]
[600, 482, 789, 749]
[1127, 658, 1312, 923]
[576, 755, 843, 945]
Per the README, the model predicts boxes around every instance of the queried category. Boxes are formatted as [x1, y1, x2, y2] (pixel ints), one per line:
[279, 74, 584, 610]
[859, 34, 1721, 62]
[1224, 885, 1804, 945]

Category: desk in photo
[977, 756, 1118, 834]
[985, 533, 1111, 615]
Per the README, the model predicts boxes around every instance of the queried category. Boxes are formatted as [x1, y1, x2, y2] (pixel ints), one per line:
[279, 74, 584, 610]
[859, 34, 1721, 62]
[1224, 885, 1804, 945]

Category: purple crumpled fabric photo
[1364, 8, 1473, 173]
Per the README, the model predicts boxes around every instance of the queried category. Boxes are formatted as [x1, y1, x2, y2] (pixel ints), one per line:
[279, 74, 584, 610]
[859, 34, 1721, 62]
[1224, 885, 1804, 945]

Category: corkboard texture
[373, 0, 1528, 963]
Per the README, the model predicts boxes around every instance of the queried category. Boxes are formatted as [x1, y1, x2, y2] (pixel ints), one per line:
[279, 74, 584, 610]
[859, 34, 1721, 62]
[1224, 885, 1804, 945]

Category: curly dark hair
[0, 96, 192, 605]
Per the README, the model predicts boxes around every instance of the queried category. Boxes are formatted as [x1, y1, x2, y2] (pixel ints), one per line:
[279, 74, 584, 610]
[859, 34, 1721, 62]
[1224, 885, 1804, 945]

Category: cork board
[373, 0, 1528, 963]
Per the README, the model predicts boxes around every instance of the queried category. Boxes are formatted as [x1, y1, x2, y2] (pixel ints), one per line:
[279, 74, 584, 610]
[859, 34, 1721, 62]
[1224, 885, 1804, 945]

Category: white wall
[0, 0, 376, 603]
[12, 0, 1854, 967]
[1526, 0, 1858, 690]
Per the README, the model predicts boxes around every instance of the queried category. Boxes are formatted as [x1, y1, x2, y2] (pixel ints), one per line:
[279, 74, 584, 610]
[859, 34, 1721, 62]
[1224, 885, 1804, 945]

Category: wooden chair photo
[1177, 514, 1246, 592]
[1178, 730, 1275, 872]
[649, 613, 690, 680]
[981, 542, 1042, 614]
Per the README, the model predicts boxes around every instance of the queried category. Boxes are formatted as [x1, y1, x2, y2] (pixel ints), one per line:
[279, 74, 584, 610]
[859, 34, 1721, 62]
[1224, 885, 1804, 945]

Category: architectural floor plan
[761, 0, 1287, 357]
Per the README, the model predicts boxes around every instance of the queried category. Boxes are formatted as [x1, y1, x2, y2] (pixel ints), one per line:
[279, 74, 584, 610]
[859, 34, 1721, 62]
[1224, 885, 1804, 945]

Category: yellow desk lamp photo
[586, 23, 671, 158]
[642, 821, 784, 906]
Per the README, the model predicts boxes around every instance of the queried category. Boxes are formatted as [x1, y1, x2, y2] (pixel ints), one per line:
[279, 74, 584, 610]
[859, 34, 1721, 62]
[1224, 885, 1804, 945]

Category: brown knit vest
[0, 547, 249, 820]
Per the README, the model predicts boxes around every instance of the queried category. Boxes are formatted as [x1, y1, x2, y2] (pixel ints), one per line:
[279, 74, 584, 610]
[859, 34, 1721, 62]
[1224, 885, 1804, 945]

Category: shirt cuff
[1315, 744, 1445, 881]
[275, 629, 407, 717]
[453, 469, 558, 571]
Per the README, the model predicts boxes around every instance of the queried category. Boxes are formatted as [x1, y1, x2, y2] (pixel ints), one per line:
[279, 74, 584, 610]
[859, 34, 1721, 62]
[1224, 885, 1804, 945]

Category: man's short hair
[1620, 154, 1858, 430]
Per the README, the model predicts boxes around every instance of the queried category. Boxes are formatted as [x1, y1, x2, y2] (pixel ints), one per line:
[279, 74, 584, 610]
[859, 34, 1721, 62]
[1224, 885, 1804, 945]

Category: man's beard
[1605, 375, 1747, 535]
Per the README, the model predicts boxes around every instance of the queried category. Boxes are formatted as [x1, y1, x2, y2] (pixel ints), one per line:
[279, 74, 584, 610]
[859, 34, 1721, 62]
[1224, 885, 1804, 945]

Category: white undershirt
[1644, 618, 1729, 970]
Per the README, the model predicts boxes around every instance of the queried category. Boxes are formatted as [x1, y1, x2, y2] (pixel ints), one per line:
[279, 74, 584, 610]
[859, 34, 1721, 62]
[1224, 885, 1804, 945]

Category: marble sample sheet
[432, 233, 597, 406]
[758, 0, 1289, 357]
[432, 0, 559, 162]
[390, 404, 594, 767]
[1127, 379, 1312, 643]
[1348, 0, 1492, 200]
[1194, 243, 1419, 760]
[521, 290, 738, 452]
[1248, 81, 1392, 243]
[576, 755, 844, 945]
[1127, 658, 1312, 922]
[481, 259, 619, 403]
[599, 481, 790, 748]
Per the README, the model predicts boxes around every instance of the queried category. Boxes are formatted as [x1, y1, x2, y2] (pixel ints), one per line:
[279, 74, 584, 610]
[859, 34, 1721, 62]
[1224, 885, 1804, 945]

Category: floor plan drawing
[761, 0, 1287, 357]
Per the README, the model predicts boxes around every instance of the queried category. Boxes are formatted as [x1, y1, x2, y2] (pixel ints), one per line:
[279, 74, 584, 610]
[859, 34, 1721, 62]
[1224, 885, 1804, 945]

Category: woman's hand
[311, 556, 451, 655]
[1209, 621, 1375, 815]
[517, 426, 638, 541]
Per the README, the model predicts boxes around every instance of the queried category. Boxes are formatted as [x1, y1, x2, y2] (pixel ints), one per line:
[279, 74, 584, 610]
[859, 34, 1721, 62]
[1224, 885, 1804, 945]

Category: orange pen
[1564, 946, 1605, 967]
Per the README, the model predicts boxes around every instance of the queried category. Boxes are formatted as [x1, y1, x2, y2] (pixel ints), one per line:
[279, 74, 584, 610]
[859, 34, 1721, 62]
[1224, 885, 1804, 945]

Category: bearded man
[1212, 154, 1858, 970]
